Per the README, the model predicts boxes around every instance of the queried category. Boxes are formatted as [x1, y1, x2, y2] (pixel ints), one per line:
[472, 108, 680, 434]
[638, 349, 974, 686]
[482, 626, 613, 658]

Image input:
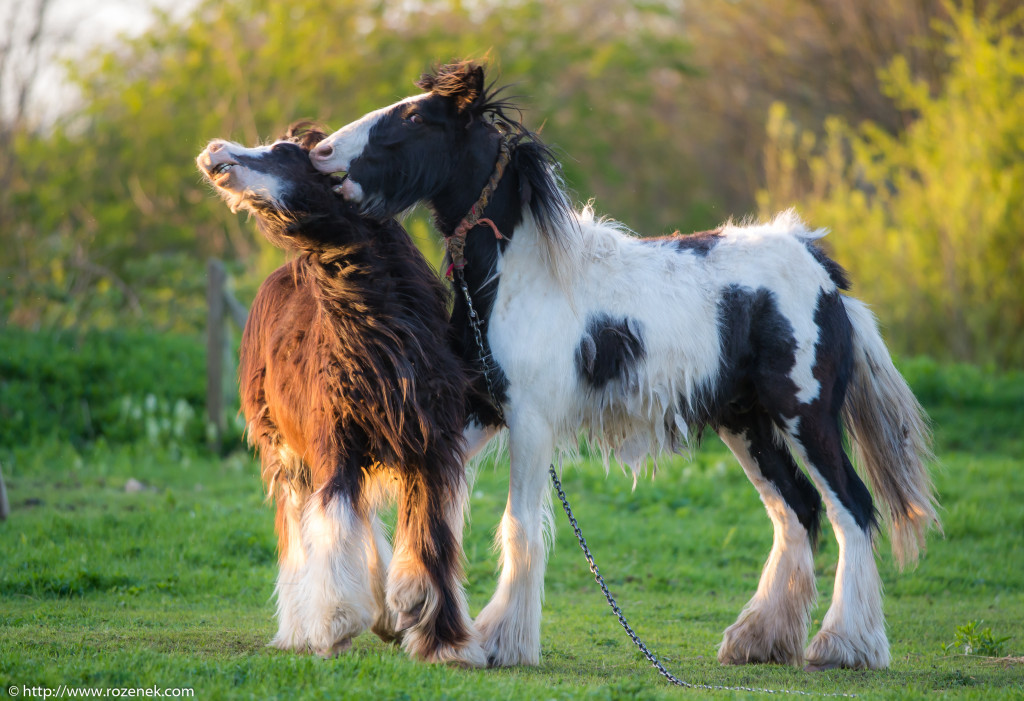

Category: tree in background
[0, 0, 696, 332]
[760, 4, 1024, 366]
[0, 0, 58, 326]
[1, 0, 1019, 367]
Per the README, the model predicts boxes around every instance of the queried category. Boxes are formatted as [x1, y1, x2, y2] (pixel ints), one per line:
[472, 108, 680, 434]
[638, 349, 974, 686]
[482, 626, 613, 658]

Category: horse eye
[408, 113, 424, 125]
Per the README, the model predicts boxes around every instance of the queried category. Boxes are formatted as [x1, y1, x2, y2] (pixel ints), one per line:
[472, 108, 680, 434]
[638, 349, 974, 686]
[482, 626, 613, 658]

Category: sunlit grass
[1, 372, 1022, 699]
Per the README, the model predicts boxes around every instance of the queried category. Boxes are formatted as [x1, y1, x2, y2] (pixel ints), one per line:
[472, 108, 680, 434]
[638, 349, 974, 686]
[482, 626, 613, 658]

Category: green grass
[0, 328, 209, 449]
[1, 361, 1022, 699]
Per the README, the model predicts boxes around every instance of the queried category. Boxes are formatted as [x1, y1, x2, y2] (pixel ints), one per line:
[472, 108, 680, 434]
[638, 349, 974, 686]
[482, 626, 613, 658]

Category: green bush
[0, 328, 211, 449]
[759, 4, 1024, 367]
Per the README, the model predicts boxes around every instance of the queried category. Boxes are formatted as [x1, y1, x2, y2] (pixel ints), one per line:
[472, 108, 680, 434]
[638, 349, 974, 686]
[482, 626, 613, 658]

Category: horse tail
[841, 296, 940, 568]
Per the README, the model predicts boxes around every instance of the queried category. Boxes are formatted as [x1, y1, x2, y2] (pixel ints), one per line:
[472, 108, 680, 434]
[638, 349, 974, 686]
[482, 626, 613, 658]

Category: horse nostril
[208, 141, 224, 153]
[313, 143, 333, 160]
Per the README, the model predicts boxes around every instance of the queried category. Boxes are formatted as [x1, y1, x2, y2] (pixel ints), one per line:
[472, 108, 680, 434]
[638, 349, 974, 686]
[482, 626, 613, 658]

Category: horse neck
[432, 128, 502, 228]
[254, 189, 362, 252]
[303, 223, 449, 330]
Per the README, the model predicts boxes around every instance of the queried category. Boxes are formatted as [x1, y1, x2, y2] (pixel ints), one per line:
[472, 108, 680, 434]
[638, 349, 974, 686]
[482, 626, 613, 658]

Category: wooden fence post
[0, 461, 9, 521]
[206, 259, 227, 450]
[206, 259, 249, 452]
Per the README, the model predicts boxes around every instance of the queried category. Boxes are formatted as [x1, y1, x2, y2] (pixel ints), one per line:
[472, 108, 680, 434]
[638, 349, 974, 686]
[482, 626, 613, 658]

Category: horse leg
[245, 383, 313, 651]
[475, 410, 554, 667]
[360, 472, 400, 644]
[387, 466, 484, 666]
[785, 409, 888, 670]
[359, 512, 398, 643]
[294, 441, 377, 658]
[266, 445, 310, 651]
[463, 420, 503, 487]
[717, 408, 820, 666]
[463, 421, 503, 462]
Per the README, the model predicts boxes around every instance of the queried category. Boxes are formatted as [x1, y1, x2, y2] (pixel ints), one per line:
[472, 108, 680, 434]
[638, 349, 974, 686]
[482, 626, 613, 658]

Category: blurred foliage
[760, 3, 1024, 367]
[0, 328, 209, 449]
[678, 0, 970, 210]
[0, 0, 699, 333]
[0, 0, 1020, 367]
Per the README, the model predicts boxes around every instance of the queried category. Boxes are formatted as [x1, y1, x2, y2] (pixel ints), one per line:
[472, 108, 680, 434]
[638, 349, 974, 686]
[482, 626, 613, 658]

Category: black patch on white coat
[702, 284, 803, 426]
[705, 286, 874, 538]
[650, 228, 724, 257]
[793, 289, 877, 532]
[575, 314, 646, 390]
[670, 284, 822, 540]
[803, 240, 851, 291]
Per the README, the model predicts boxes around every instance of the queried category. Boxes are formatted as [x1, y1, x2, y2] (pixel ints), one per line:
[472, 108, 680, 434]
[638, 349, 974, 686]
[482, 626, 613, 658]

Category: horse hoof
[317, 638, 352, 659]
[396, 603, 424, 632]
[804, 661, 841, 672]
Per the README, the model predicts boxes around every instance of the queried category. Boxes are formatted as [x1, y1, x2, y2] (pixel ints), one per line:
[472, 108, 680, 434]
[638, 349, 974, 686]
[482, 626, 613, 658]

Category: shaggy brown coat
[223, 126, 474, 659]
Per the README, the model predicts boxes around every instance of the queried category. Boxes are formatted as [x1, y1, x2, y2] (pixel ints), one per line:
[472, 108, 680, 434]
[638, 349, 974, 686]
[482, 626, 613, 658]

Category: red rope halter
[444, 137, 512, 279]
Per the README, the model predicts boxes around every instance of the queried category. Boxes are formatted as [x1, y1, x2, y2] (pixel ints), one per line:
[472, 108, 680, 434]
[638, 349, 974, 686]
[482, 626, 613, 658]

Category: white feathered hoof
[718, 610, 806, 667]
[804, 628, 890, 671]
[475, 603, 541, 667]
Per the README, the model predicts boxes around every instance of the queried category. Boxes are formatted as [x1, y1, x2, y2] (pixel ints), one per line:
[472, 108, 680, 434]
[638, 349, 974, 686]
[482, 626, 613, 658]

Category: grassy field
[1, 358, 1022, 700]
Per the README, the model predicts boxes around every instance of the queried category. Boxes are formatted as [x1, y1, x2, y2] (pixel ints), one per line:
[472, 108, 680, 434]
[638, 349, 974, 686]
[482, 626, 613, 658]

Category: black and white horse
[310, 62, 939, 671]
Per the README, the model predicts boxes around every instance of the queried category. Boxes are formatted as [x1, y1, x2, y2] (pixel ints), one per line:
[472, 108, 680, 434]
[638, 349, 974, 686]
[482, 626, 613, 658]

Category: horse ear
[283, 120, 329, 150]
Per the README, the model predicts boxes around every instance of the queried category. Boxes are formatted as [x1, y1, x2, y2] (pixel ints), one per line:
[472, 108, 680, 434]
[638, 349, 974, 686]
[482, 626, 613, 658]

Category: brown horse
[197, 125, 484, 666]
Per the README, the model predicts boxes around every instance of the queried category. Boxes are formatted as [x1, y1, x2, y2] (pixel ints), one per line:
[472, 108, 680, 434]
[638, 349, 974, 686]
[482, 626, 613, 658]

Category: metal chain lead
[454, 257, 852, 697]
[548, 465, 857, 698]
[456, 269, 505, 424]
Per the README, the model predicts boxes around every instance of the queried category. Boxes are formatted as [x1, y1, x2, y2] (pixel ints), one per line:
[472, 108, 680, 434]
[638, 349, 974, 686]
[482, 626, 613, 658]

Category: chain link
[548, 464, 857, 698]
